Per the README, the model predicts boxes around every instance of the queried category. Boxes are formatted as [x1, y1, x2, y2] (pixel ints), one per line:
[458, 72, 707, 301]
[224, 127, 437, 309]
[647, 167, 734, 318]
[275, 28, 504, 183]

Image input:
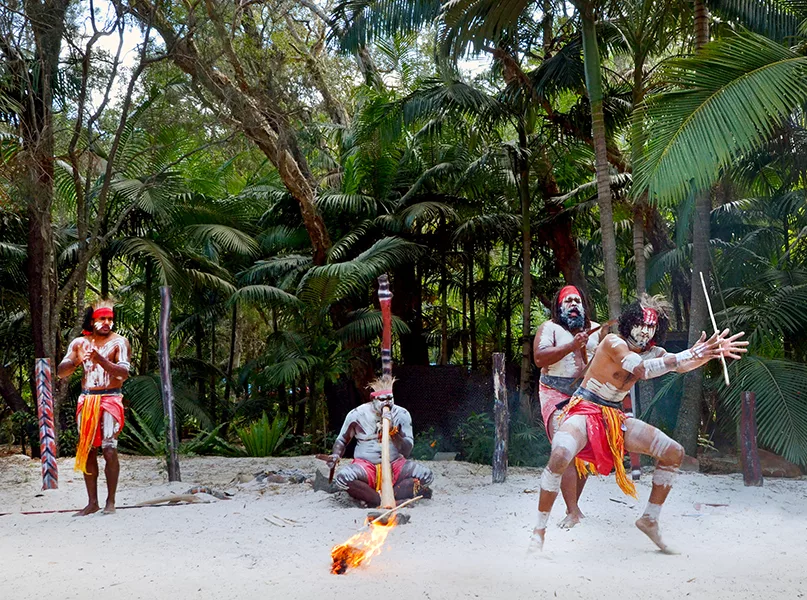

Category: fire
[331, 520, 396, 574]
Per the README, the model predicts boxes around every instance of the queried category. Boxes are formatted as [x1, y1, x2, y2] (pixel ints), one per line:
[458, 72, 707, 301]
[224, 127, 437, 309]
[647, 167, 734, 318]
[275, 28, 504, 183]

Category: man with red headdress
[533, 284, 601, 528]
[58, 299, 131, 515]
[529, 294, 748, 553]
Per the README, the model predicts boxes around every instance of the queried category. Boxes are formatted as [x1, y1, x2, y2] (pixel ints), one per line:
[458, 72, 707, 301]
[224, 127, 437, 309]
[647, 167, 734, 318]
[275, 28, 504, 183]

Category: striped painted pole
[377, 274, 393, 378]
[35, 358, 58, 490]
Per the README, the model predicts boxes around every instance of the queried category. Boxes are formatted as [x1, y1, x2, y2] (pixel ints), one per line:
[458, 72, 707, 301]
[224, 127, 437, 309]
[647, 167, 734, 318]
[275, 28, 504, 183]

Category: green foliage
[235, 413, 290, 457]
[454, 412, 496, 464]
[717, 356, 807, 466]
[508, 415, 551, 467]
[635, 32, 807, 204]
[58, 427, 79, 457]
[412, 427, 447, 460]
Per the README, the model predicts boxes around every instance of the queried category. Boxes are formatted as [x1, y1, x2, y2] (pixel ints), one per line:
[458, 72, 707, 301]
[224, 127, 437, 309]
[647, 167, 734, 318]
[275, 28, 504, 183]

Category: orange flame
[331, 520, 395, 574]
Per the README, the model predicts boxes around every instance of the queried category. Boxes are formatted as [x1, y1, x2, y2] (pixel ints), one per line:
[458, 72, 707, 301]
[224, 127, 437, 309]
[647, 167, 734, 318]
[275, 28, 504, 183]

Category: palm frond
[707, 0, 807, 42]
[717, 356, 807, 466]
[635, 32, 807, 205]
[334, 308, 412, 343]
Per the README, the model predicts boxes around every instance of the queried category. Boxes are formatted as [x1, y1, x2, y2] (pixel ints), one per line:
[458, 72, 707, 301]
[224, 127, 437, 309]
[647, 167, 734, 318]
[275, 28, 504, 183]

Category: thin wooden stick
[367, 495, 423, 527]
[699, 272, 730, 386]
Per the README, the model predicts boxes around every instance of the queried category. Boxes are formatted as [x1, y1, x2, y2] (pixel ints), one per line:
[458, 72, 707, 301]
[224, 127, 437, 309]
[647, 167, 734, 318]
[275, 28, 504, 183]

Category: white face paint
[372, 394, 394, 415]
[93, 316, 114, 337]
[629, 323, 656, 349]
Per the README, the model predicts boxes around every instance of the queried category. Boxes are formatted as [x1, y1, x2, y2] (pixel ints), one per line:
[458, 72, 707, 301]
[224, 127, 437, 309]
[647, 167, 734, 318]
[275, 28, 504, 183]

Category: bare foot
[527, 528, 545, 553]
[103, 501, 116, 515]
[558, 510, 584, 529]
[73, 503, 100, 517]
[635, 516, 677, 554]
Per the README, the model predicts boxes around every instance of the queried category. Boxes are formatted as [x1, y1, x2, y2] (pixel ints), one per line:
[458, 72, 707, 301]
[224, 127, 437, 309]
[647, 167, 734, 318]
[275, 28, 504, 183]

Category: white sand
[1, 453, 806, 600]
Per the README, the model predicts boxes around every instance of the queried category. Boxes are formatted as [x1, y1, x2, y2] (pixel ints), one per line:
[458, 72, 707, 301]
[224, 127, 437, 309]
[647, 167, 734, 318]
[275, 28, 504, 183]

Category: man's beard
[94, 322, 113, 337]
[558, 307, 585, 331]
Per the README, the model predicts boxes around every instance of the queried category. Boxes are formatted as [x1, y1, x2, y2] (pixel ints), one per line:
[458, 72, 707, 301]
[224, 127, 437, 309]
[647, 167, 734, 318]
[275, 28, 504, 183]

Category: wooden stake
[492, 352, 508, 483]
[159, 286, 181, 482]
[740, 391, 763, 487]
[699, 272, 730, 386]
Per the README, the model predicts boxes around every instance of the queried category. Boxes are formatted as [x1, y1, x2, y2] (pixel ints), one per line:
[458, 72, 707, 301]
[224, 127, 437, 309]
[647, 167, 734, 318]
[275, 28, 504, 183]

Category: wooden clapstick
[379, 406, 396, 509]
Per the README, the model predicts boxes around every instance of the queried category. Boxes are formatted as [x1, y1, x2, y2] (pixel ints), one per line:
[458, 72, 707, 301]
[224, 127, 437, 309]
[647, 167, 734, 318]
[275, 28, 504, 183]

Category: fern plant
[235, 413, 290, 457]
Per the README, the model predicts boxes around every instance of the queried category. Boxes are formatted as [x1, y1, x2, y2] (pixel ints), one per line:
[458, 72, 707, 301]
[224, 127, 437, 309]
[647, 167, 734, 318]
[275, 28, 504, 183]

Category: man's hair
[618, 294, 671, 347]
[81, 306, 94, 333]
[550, 286, 591, 331]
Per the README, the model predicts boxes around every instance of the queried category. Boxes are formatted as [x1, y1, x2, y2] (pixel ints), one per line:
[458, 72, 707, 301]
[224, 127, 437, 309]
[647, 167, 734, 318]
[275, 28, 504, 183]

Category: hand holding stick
[699, 272, 730, 386]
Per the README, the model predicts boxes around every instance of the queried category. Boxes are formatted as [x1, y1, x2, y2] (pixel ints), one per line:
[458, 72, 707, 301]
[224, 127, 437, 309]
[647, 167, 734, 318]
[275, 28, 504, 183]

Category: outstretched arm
[614, 331, 746, 380]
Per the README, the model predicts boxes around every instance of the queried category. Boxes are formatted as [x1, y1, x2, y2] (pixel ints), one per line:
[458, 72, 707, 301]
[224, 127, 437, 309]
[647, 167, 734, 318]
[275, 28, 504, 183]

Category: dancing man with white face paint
[530, 294, 748, 553]
[58, 300, 131, 515]
[533, 285, 601, 528]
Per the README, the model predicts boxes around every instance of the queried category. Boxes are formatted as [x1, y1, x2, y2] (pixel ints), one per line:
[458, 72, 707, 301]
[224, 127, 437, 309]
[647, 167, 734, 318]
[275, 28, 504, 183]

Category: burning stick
[331, 496, 423, 574]
[699, 272, 730, 386]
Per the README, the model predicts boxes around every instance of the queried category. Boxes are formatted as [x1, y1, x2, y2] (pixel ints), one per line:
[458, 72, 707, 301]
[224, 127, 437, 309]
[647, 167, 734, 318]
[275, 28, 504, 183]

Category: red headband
[642, 307, 658, 326]
[370, 389, 393, 398]
[93, 307, 114, 319]
[558, 285, 581, 304]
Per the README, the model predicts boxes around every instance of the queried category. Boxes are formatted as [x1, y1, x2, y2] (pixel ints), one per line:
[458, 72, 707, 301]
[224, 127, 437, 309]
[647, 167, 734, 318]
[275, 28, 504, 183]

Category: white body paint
[64, 336, 130, 390]
[585, 377, 629, 402]
[652, 467, 678, 487]
[334, 403, 413, 464]
[649, 430, 675, 458]
[540, 468, 562, 492]
[551, 431, 580, 458]
[536, 321, 601, 378]
[535, 511, 550, 529]
[643, 502, 663, 521]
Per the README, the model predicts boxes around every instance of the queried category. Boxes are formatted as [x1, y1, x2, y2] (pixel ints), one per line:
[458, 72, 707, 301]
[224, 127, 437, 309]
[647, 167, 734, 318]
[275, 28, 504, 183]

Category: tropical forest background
[2, 0, 807, 469]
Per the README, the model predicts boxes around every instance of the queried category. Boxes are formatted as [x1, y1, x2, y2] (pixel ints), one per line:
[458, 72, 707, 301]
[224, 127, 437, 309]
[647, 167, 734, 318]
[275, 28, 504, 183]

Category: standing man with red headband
[58, 299, 131, 515]
[533, 285, 602, 528]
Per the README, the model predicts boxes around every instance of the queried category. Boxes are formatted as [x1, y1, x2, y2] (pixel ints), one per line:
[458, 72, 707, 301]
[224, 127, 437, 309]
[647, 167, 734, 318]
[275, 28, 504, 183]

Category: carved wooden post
[740, 391, 763, 487]
[158, 286, 181, 482]
[35, 358, 58, 489]
[492, 352, 508, 483]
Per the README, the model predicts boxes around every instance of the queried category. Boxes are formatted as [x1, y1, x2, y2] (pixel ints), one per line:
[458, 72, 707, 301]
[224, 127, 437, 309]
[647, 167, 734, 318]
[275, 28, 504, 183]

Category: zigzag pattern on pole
[35, 358, 58, 490]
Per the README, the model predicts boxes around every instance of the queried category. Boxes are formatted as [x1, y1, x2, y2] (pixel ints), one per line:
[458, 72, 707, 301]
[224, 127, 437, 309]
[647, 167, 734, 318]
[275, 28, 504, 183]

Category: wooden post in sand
[158, 286, 181, 482]
[492, 352, 508, 483]
[740, 391, 763, 487]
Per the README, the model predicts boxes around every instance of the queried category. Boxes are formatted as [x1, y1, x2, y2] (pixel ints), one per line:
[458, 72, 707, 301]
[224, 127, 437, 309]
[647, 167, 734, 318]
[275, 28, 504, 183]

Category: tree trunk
[675, 188, 711, 455]
[580, 1, 621, 319]
[0, 365, 28, 413]
[468, 247, 478, 370]
[504, 243, 513, 364]
[518, 122, 533, 413]
[462, 256, 468, 367]
[139, 260, 154, 374]
[22, 1, 69, 364]
[675, 0, 711, 456]
[224, 305, 238, 402]
[128, 1, 332, 265]
[194, 317, 206, 411]
[633, 203, 646, 295]
[440, 219, 449, 365]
